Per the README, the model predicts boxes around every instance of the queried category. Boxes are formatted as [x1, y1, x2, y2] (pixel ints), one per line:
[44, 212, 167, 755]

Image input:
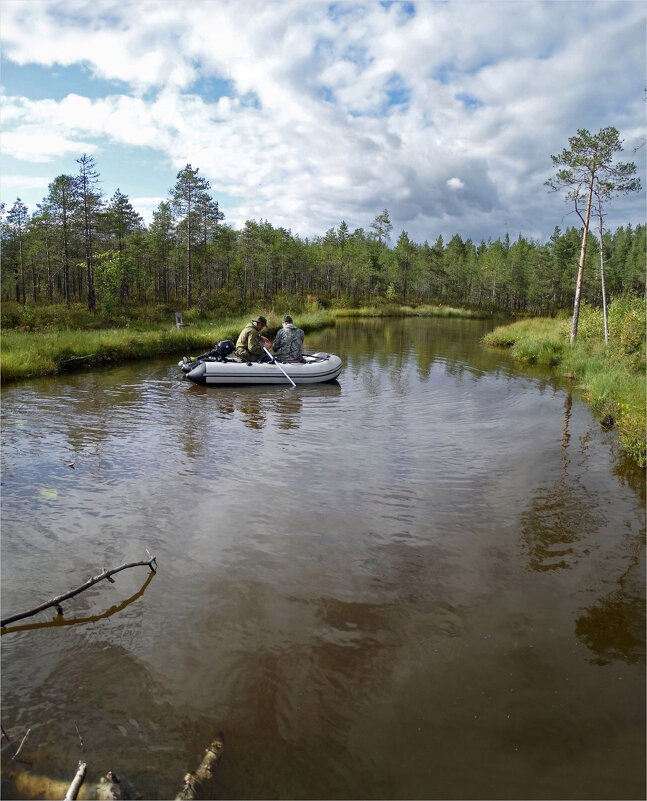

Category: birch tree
[545, 127, 640, 343]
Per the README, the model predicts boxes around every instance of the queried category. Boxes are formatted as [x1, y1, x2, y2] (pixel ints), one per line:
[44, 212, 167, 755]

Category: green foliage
[607, 294, 646, 357]
[2, 153, 644, 319]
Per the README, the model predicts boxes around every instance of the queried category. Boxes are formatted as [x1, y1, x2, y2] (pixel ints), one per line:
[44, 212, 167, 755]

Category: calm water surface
[1, 318, 644, 800]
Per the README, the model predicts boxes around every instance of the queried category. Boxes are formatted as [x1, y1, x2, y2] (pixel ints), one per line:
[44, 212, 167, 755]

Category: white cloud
[129, 196, 166, 224]
[1, 0, 644, 243]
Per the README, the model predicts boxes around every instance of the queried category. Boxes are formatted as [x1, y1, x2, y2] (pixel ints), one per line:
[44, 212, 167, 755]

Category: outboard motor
[180, 339, 236, 375]
[211, 339, 235, 360]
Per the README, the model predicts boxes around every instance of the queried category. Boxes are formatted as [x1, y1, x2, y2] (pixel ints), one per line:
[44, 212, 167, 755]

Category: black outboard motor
[211, 339, 235, 360]
[180, 339, 236, 373]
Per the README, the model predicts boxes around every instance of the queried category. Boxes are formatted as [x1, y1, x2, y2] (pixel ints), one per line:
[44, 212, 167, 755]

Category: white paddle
[263, 346, 296, 388]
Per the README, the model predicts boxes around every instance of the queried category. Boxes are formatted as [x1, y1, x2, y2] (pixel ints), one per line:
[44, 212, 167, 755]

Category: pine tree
[76, 154, 103, 311]
[6, 198, 29, 304]
[171, 164, 211, 309]
[546, 127, 640, 342]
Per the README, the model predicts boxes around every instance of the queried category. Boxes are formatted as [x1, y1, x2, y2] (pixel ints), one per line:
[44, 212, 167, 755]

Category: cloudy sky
[1, 0, 645, 245]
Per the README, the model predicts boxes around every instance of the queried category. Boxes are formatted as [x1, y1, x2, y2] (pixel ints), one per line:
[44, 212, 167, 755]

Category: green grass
[0, 309, 336, 383]
[484, 298, 646, 467]
[0, 301, 483, 383]
[333, 303, 485, 319]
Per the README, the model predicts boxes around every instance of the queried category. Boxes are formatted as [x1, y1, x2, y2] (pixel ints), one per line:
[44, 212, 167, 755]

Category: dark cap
[253, 316, 267, 326]
[282, 315, 293, 323]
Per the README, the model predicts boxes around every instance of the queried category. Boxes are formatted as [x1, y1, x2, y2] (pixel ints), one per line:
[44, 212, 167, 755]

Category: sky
[1, 0, 645, 246]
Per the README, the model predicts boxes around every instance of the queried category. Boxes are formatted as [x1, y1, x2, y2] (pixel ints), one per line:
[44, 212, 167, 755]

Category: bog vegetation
[2, 149, 645, 466]
[484, 295, 646, 467]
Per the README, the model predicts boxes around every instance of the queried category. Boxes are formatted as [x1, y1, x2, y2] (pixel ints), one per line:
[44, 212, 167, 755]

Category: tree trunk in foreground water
[176, 733, 225, 800]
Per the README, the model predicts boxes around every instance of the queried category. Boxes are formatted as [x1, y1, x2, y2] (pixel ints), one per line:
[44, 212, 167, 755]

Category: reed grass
[484, 299, 646, 467]
[1, 310, 335, 383]
[333, 304, 484, 319]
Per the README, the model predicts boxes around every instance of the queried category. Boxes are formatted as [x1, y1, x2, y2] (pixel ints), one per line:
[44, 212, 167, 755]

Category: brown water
[1, 317, 644, 800]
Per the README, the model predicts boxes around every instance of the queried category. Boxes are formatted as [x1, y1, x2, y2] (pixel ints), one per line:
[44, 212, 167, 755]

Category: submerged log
[1, 770, 80, 800]
[175, 733, 225, 800]
[1, 557, 157, 627]
[64, 760, 87, 800]
[1, 767, 139, 800]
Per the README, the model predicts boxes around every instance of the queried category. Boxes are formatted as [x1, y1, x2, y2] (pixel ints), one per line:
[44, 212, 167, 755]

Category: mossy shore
[483, 297, 646, 467]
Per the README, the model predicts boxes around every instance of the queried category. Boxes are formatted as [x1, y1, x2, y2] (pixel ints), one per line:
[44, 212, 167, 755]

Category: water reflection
[1, 641, 217, 800]
[1, 318, 644, 800]
[518, 393, 646, 667]
[576, 588, 646, 666]
[575, 535, 646, 666]
[1, 571, 156, 636]
[186, 382, 341, 431]
[520, 394, 599, 571]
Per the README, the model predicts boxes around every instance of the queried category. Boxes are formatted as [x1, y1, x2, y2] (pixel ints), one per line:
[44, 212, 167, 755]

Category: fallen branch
[57, 354, 96, 369]
[1, 572, 156, 635]
[12, 727, 31, 761]
[1, 557, 157, 627]
[175, 733, 225, 800]
[64, 760, 87, 800]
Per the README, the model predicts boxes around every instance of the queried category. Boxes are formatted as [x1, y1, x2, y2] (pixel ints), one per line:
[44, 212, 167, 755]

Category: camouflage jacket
[272, 324, 304, 361]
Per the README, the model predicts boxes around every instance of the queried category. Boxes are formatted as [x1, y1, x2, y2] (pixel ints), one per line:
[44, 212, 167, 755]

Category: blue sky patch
[1, 57, 130, 101]
[384, 74, 410, 111]
[187, 73, 235, 104]
[455, 92, 483, 109]
[379, 1, 415, 18]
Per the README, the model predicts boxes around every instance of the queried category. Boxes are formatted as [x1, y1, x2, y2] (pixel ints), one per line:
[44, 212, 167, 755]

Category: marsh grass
[484, 299, 646, 467]
[1, 310, 336, 383]
[334, 304, 484, 319]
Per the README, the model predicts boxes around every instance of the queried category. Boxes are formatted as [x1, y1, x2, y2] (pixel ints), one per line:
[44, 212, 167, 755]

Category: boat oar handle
[263, 346, 296, 388]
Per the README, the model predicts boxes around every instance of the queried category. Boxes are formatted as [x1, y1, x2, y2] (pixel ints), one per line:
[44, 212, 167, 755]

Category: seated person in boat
[235, 316, 272, 362]
[271, 315, 305, 362]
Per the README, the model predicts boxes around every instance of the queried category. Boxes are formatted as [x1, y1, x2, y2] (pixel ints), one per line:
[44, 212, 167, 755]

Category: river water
[1, 317, 644, 800]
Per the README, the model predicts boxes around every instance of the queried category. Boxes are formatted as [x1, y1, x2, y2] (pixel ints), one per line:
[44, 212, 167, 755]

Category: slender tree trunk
[186, 197, 192, 309]
[570, 168, 595, 344]
[596, 197, 609, 345]
[18, 229, 26, 305]
[61, 213, 70, 305]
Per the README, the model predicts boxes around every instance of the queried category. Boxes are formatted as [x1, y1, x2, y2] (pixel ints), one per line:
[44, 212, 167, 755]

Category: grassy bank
[0, 301, 490, 383]
[483, 297, 646, 467]
[334, 303, 489, 319]
[0, 309, 335, 383]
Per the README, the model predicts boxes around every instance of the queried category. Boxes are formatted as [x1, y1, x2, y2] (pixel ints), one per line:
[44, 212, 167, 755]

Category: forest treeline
[2, 157, 645, 319]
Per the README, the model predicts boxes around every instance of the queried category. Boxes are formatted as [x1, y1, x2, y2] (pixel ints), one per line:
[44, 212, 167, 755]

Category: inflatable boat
[179, 351, 343, 386]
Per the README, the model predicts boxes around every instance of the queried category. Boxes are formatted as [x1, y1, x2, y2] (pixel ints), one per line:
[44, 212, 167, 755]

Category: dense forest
[2, 157, 645, 317]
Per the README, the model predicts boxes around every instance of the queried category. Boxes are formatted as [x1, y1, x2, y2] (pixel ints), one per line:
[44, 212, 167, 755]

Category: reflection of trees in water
[330, 317, 559, 387]
[520, 394, 600, 572]
[575, 530, 645, 666]
[575, 587, 645, 666]
[520, 393, 646, 665]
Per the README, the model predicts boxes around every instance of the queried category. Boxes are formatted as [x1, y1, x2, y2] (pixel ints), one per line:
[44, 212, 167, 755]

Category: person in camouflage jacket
[236, 316, 271, 362]
[272, 315, 305, 362]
